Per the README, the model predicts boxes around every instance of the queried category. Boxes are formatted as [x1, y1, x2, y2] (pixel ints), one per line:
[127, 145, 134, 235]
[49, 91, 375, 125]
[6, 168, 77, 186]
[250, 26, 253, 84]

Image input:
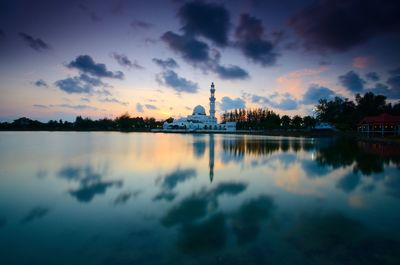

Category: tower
[209, 82, 216, 119]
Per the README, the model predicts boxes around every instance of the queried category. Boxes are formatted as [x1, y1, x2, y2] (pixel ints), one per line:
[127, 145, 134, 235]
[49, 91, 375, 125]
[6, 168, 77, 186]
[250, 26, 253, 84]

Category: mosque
[163, 82, 236, 131]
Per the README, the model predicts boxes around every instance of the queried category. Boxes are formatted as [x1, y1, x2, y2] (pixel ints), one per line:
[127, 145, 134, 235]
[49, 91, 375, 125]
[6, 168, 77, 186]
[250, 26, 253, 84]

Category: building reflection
[209, 134, 214, 182]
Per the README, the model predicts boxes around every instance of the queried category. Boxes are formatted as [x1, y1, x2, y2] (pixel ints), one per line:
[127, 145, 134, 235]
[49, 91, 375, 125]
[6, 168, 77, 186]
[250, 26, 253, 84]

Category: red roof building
[358, 113, 400, 135]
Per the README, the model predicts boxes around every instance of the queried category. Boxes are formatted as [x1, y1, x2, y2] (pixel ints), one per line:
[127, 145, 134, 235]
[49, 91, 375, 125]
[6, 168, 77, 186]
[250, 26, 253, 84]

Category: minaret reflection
[209, 134, 215, 182]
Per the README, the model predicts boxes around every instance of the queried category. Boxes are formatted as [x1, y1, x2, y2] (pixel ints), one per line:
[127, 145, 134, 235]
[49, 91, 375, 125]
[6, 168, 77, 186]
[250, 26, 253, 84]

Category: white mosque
[163, 82, 236, 131]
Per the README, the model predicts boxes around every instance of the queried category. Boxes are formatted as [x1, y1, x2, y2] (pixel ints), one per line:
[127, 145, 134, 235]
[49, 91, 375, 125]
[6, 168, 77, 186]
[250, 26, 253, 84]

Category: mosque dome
[193, 105, 206, 115]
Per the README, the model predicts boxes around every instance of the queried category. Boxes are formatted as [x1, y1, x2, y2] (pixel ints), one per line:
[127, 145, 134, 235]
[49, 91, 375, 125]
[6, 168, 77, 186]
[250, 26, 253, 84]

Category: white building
[163, 82, 236, 131]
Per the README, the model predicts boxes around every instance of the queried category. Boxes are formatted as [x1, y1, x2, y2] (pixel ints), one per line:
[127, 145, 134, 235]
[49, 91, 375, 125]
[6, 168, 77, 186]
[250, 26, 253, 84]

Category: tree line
[1, 92, 399, 131]
[0, 113, 163, 131]
[222, 92, 400, 131]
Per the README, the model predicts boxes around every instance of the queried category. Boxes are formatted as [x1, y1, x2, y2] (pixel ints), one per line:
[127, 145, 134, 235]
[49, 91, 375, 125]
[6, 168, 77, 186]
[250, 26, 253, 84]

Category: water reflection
[58, 165, 122, 203]
[20, 206, 50, 224]
[0, 132, 399, 265]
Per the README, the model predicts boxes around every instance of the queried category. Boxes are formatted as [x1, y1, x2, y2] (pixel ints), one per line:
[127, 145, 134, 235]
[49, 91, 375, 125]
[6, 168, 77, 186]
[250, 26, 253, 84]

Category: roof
[358, 113, 400, 125]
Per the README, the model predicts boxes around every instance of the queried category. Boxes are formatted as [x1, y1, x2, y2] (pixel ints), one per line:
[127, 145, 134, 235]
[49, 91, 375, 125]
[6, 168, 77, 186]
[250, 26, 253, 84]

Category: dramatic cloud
[55, 74, 110, 95]
[235, 14, 279, 66]
[67, 55, 124, 79]
[111, 52, 143, 69]
[302, 85, 336, 104]
[215, 65, 249, 80]
[130, 19, 152, 29]
[152, 58, 179, 69]
[136, 103, 144, 113]
[178, 1, 230, 46]
[157, 70, 198, 93]
[34, 79, 48, 88]
[339, 71, 366, 92]
[220, 97, 246, 111]
[99, 98, 128, 106]
[145, 104, 158, 110]
[55, 77, 91, 94]
[19, 32, 51, 52]
[161, 31, 210, 63]
[290, 0, 400, 51]
[365, 72, 380, 82]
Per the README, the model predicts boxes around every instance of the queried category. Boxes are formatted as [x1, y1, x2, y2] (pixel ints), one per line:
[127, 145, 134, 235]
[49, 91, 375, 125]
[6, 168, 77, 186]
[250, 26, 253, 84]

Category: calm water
[0, 132, 400, 265]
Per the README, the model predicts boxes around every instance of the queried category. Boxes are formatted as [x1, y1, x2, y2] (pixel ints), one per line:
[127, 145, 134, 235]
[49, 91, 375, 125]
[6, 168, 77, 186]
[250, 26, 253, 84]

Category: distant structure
[358, 113, 400, 135]
[163, 82, 236, 131]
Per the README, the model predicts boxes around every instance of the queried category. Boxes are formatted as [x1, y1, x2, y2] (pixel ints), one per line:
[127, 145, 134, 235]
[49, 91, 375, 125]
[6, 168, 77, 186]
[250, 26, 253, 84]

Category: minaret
[209, 82, 216, 119]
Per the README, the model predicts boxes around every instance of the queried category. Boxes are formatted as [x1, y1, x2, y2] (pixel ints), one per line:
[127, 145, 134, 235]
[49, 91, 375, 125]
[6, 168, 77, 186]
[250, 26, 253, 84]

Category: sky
[0, 0, 399, 122]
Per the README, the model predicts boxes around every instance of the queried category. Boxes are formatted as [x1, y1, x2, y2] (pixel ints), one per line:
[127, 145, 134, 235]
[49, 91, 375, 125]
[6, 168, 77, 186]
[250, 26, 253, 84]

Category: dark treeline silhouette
[0, 113, 163, 131]
[316, 92, 400, 130]
[222, 92, 400, 131]
[222, 108, 317, 130]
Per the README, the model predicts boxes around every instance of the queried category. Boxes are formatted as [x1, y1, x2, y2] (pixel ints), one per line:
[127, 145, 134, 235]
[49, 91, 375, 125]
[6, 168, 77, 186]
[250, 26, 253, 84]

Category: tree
[281, 115, 291, 130]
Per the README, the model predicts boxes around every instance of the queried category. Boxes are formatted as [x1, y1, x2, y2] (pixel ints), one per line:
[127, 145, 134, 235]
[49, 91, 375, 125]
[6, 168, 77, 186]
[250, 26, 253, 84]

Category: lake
[0, 132, 399, 265]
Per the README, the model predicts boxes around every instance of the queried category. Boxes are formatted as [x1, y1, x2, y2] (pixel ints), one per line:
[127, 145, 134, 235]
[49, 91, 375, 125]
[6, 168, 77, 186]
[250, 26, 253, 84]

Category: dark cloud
[178, 1, 230, 46]
[336, 172, 360, 193]
[289, 0, 400, 52]
[69, 181, 121, 203]
[113, 190, 141, 205]
[145, 104, 158, 110]
[215, 64, 249, 80]
[153, 168, 196, 202]
[161, 29, 249, 81]
[111, 52, 143, 69]
[99, 97, 129, 106]
[161, 195, 208, 227]
[235, 14, 279, 66]
[232, 196, 275, 244]
[212, 182, 247, 197]
[130, 19, 153, 29]
[157, 70, 199, 93]
[0, 29, 4, 38]
[58, 165, 122, 203]
[160, 168, 197, 191]
[177, 213, 226, 254]
[55, 74, 111, 95]
[33, 104, 48, 109]
[369, 83, 400, 99]
[302, 85, 336, 104]
[55, 77, 92, 94]
[339, 71, 366, 92]
[78, 3, 101, 22]
[152, 58, 179, 69]
[51, 104, 98, 110]
[34, 79, 48, 87]
[136, 103, 144, 113]
[19, 32, 51, 52]
[220, 96, 246, 111]
[161, 31, 210, 63]
[386, 67, 400, 98]
[20, 207, 49, 224]
[365, 72, 380, 82]
[153, 191, 177, 202]
[67, 55, 124, 79]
